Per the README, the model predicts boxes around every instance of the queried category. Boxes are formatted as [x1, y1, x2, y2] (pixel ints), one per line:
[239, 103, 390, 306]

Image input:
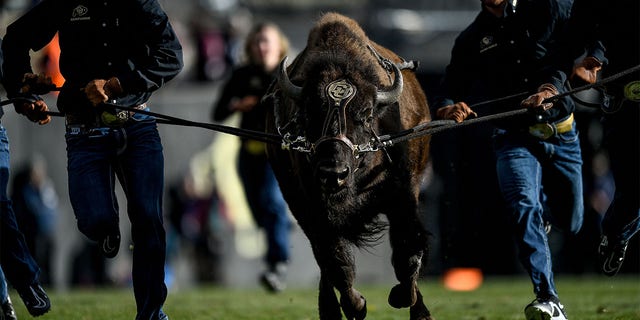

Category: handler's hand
[571, 56, 602, 85]
[14, 99, 51, 125]
[84, 77, 123, 106]
[436, 102, 477, 123]
[521, 84, 559, 111]
[20, 73, 55, 95]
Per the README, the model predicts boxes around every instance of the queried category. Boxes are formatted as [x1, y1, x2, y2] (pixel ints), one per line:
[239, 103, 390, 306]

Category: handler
[2, 1, 183, 319]
[431, 1, 582, 319]
[522, 0, 640, 277]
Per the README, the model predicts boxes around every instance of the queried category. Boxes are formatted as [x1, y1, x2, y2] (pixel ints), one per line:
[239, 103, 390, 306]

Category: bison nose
[316, 161, 350, 190]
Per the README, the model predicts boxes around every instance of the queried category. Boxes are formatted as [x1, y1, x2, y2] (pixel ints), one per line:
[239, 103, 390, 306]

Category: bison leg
[313, 239, 367, 320]
[387, 213, 429, 311]
[409, 288, 433, 320]
[318, 275, 342, 320]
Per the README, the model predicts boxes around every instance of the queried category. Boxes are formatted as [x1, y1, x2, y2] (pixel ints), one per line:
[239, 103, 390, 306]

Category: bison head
[275, 53, 403, 197]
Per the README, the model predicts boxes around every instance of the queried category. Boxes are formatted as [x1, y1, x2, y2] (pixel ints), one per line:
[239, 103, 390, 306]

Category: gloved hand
[14, 99, 51, 125]
[571, 56, 602, 85]
[20, 73, 55, 95]
[520, 84, 559, 111]
[83, 77, 124, 106]
[436, 102, 477, 123]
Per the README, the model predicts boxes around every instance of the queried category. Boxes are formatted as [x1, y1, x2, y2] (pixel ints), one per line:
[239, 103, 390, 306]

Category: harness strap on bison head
[277, 56, 404, 107]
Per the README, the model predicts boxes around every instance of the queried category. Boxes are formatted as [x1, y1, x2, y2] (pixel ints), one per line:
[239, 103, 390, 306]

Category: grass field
[10, 274, 640, 320]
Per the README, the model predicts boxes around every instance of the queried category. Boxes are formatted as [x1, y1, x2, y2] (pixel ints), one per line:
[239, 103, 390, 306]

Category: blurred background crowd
[0, 0, 636, 292]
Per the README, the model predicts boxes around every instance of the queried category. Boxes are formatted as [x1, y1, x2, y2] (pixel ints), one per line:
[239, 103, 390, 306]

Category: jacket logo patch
[71, 5, 90, 21]
[479, 36, 497, 53]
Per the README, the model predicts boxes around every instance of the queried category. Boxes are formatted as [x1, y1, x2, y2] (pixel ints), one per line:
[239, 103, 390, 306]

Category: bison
[262, 12, 433, 320]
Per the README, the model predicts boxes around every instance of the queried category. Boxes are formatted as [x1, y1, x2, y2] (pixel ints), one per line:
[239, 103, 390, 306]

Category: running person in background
[211, 22, 292, 292]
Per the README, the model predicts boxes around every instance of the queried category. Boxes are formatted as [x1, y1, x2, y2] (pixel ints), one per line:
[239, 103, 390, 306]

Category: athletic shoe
[544, 220, 552, 234]
[260, 271, 286, 293]
[599, 235, 628, 277]
[260, 263, 287, 293]
[524, 297, 568, 320]
[158, 310, 169, 320]
[1, 296, 18, 320]
[101, 233, 121, 258]
[16, 283, 50, 317]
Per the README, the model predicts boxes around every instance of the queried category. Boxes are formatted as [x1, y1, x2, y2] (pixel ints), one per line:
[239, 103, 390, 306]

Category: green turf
[11, 275, 640, 319]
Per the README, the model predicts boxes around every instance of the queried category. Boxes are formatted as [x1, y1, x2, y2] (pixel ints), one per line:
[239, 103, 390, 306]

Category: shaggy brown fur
[264, 13, 433, 320]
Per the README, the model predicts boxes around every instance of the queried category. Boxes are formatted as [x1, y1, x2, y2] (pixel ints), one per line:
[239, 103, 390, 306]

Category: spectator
[522, 0, 639, 277]
[1, 1, 183, 319]
[211, 22, 292, 292]
[11, 157, 59, 286]
[166, 172, 223, 283]
[431, 1, 581, 319]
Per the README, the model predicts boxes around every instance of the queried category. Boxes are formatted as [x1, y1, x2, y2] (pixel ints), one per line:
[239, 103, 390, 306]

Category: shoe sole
[525, 307, 552, 320]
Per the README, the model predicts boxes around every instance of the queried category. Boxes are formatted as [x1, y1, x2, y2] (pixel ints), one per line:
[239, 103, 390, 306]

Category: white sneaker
[524, 298, 568, 320]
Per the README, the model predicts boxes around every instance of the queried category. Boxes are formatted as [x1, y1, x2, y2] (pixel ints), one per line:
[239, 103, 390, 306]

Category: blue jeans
[0, 266, 7, 304]
[238, 148, 290, 267]
[601, 100, 640, 245]
[0, 125, 41, 289]
[493, 125, 583, 300]
[66, 120, 167, 320]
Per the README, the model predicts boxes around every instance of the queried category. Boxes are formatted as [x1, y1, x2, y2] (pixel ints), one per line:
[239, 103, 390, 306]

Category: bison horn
[376, 63, 403, 105]
[278, 56, 303, 100]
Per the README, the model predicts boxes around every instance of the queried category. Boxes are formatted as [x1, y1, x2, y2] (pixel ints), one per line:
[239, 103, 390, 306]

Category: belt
[100, 103, 147, 127]
[65, 103, 147, 127]
[528, 113, 574, 140]
[66, 125, 110, 136]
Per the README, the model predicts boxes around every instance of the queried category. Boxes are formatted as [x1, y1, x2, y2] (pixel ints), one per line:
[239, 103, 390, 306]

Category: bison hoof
[340, 292, 367, 320]
[388, 283, 417, 309]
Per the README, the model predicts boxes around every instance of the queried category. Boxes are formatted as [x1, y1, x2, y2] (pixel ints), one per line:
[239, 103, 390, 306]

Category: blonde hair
[243, 22, 290, 66]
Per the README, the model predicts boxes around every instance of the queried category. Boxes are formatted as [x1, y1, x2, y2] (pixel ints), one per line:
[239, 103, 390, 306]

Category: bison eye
[356, 106, 374, 124]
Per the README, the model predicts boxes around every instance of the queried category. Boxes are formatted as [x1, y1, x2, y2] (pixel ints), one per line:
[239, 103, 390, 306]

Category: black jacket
[212, 64, 274, 136]
[2, 0, 183, 117]
[432, 0, 574, 130]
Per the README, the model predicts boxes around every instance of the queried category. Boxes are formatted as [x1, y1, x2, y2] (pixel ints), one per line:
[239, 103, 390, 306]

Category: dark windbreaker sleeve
[430, 32, 473, 118]
[541, 0, 604, 90]
[1, 0, 60, 98]
[117, 0, 183, 94]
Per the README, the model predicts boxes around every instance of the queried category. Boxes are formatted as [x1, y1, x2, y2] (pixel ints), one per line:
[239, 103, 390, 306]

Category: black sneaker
[599, 235, 628, 277]
[524, 297, 568, 320]
[1, 296, 18, 320]
[158, 310, 169, 320]
[101, 233, 121, 258]
[16, 283, 50, 317]
[544, 220, 552, 234]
